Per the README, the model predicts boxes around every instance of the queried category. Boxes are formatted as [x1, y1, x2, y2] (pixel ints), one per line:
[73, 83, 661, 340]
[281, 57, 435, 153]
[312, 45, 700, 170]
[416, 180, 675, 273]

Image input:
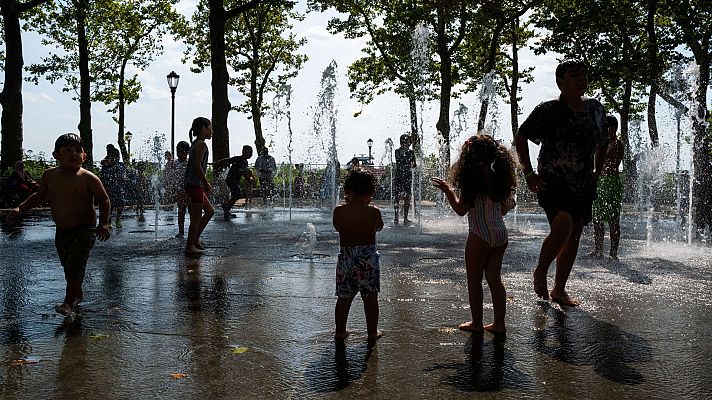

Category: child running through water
[432, 134, 517, 336]
[184, 117, 215, 255]
[332, 168, 384, 341]
[6, 133, 111, 317]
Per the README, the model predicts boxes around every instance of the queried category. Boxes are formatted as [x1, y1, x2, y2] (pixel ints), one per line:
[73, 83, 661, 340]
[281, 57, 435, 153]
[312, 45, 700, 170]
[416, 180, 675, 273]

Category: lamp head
[167, 71, 180, 90]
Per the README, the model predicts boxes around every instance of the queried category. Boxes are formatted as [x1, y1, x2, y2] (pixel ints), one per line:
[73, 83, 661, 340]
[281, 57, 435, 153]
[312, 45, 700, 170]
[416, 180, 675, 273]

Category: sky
[16, 0, 702, 170]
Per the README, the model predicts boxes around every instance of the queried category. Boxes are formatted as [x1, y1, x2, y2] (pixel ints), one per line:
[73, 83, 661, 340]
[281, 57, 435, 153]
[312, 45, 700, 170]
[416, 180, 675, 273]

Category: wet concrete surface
[0, 206, 710, 399]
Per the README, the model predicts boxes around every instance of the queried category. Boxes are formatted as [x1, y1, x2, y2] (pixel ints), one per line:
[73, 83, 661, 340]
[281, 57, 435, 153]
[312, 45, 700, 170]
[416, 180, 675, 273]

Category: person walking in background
[591, 115, 625, 259]
[393, 134, 416, 224]
[432, 134, 517, 336]
[184, 117, 215, 255]
[100, 144, 125, 229]
[255, 148, 276, 206]
[515, 59, 609, 307]
[214, 145, 253, 219]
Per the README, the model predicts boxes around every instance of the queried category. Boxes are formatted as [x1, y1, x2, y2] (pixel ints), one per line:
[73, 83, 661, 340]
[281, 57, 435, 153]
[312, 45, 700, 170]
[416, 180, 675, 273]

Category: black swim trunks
[55, 226, 96, 282]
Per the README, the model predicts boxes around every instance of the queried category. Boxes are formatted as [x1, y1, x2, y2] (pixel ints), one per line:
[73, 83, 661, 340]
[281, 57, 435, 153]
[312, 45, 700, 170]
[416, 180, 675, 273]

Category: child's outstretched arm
[88, 173, 111, 241]
[5, 170, 50, 224]
[431, 177, 469, 216]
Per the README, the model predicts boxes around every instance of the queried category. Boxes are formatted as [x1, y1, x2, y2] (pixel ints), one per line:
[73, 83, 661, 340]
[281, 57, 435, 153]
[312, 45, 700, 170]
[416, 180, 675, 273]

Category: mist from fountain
[272, 84, 295, 219]
[411, 24, 430, 227]
[311, 60, 339, 212]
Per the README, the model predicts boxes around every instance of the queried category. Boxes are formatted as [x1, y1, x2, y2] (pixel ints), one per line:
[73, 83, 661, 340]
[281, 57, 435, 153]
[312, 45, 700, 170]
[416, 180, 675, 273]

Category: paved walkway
[0, 207, 710, 399]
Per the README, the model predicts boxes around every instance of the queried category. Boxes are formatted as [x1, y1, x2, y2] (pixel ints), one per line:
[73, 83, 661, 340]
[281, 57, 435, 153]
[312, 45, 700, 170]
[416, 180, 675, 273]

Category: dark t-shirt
[225, 156, 249, 185]
[519, 97, 608, 196]
[395, 148, 416, 179]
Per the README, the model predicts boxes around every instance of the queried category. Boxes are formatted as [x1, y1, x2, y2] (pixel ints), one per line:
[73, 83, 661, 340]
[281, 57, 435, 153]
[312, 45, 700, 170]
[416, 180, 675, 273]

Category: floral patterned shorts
[335, 245, 380, 299]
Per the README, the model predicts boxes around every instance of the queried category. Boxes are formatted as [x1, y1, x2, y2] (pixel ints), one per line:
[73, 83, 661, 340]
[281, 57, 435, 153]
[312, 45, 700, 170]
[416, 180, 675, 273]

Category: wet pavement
[0, 205, 710, 399]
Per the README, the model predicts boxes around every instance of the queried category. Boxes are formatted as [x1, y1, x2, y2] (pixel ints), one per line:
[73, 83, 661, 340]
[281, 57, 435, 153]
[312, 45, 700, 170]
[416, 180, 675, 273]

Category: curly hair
[344, 167, 377, 195]
[449, 134, 518, 204]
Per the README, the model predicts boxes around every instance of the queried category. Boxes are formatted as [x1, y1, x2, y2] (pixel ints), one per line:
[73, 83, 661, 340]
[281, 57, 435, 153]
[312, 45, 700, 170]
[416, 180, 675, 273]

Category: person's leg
[460, 234, 487, 333]
[484, 242, 508, 335]
[592, 220, 604, 257]
[403, 193, 411, 223]
[363, 294, 383, 340]
[550, 218, 584, 306]
[609, 220, 621, 259]
[186, 201, 204, 254]
[194, 195, 214, 248]
[115, 206, 123, 228]
[393, 194, 400, 223]
[177, 205, 186, 237]
[222, 197, 237, 219]
[534, 211, 573, 299]
[335, 296, 354, 341]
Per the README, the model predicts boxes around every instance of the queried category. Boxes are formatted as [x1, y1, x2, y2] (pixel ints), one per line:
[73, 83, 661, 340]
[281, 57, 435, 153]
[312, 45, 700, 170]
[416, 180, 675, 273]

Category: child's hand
[5, 208, 21, 224]
[431, 177, 449, 192]
[96, 224, 111, 241]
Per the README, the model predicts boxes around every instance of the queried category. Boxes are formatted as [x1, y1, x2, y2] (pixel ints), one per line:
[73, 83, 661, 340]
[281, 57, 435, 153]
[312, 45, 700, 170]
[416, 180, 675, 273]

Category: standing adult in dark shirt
[214, 145, 253, 219]
[515, 60, 609, 306]
[393, 134, 416, 224]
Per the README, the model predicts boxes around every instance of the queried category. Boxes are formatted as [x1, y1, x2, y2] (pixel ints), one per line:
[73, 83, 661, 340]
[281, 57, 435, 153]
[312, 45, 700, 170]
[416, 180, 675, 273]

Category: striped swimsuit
[467, 195, 508, 247]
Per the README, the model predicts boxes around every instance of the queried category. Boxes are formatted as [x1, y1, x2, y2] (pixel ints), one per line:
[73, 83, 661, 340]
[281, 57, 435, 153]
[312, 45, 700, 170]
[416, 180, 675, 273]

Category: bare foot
[550, 289, 580, 307]
[533, 270, 549, 300]
[334, 331, 351, 342]
[458, 321, 484, 334]
[367, 331, 384, 341]
[184, 246, 204, 255]
[484, 323, 506, 337]
[54, 303, 72, 316]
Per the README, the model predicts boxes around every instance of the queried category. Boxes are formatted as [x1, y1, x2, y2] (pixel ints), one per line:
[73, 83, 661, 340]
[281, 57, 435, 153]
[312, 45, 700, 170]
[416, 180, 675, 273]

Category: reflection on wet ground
[0, 207, 710, 398]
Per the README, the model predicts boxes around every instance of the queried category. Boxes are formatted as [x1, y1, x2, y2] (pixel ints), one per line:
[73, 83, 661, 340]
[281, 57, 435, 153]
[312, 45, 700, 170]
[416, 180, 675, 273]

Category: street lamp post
[125, 131, 132, 164]
[166, 71, 180, 156]
[367, 138, 373, 165]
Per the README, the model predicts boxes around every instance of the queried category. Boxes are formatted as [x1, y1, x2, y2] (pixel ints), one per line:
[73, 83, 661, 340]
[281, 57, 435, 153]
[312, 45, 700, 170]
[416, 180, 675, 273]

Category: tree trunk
[117, 58, 129, 163]
[0, 0, 24, 172]
[76, 0, 93, 166]
[434, 17, 452, 167]
[645, 0, 659, 147]
[621, 78, 636, 202]
[408, 94, 418, 138]
[209, 0, 231, 162]
[509, 18, 520, 138]
[250, 65, 265, 154]
[647, 87, 659, 147]
[691, 59, 711, 233]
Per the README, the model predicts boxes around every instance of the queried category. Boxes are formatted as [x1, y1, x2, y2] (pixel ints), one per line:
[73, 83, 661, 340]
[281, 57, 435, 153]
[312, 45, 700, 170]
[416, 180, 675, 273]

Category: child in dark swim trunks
[332, 168, 384, 341]
[432, 134, 518, 337]
[6, 133, 111, 317]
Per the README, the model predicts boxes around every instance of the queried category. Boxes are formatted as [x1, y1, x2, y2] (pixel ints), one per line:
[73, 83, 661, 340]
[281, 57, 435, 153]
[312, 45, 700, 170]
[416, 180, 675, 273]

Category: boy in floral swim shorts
[332, 168, 384, 342]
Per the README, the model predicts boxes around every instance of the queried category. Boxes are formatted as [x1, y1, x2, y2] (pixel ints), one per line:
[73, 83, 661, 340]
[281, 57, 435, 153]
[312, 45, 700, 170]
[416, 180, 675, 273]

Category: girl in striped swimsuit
[432, 134, 518, 337]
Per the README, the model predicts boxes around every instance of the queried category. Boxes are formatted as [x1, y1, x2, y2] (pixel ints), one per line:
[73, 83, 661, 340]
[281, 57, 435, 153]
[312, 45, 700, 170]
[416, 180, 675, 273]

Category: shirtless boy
[332, 168, 384, 341]
[6, 133, 111, 316]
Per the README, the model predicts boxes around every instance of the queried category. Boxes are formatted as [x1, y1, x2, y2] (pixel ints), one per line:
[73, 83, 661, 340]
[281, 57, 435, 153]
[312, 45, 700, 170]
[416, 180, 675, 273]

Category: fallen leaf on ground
[90, 334, 109, 340]
[231, 346, 249, 355]
[11, 357, 40, 366]
[170, 373, 187, 379]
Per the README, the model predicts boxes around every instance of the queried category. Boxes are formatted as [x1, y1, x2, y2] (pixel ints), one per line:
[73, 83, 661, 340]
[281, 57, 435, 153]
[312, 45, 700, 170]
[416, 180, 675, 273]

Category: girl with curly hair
[432, 134, 517, 336]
